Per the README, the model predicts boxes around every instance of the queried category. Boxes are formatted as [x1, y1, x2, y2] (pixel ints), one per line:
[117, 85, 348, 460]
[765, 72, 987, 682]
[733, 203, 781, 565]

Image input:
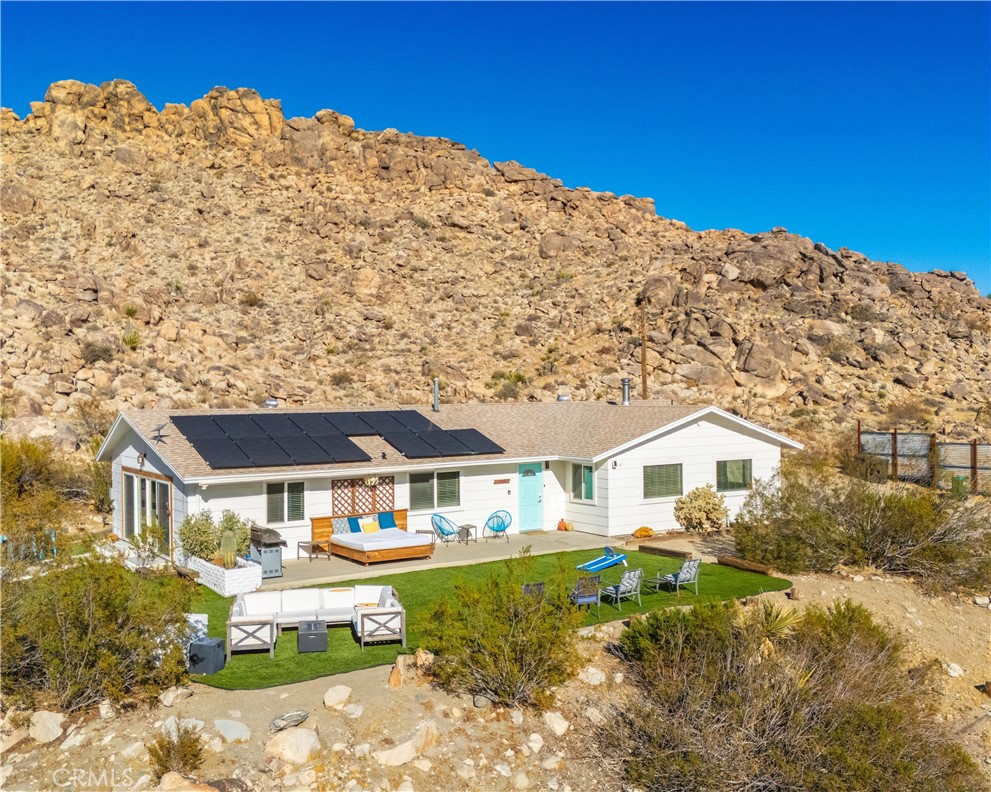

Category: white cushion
[321, 588, 356, 610]
[241, 591, 282, 616]
[354, 585, 384, 607]
[281, 589, 322, 612]
[317, 607, 355, 623]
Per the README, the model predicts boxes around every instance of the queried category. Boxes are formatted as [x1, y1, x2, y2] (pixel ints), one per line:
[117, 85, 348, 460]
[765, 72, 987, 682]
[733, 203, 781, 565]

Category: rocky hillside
[2, 79, 989, 445]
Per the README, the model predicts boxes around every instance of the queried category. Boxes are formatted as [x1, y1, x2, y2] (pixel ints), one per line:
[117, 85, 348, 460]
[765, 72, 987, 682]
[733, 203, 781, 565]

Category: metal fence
[857, 425, 990, 494]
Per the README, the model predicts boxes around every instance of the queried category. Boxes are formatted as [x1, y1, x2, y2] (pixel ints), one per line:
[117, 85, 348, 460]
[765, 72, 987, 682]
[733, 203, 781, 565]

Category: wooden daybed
[309, 509, 436, 566]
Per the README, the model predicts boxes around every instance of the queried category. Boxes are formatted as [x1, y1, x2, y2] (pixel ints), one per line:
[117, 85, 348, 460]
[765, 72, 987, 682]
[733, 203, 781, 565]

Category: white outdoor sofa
[226, 585, 405, 659]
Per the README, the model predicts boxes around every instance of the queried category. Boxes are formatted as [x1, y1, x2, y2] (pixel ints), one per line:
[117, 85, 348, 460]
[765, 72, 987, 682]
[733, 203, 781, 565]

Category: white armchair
[226, 614, 276, 660]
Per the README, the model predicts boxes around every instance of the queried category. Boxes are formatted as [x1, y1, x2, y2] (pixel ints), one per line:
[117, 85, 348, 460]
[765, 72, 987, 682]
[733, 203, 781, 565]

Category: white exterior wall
[603, 413, 783, 536]
[560, 461, 610, 536]
[183, 462, 550, 547]
[108, 427, 187, 551]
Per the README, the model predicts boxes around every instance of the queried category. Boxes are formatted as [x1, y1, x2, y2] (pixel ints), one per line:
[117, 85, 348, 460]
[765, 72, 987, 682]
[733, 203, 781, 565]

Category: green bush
[610, 600, 985, 792]
[177, 510, 251, 562]
[733, 464, 991, 589]
[146, 720, 204, 780]
[0, 436, 83, 562]
[422, 551, 583, 708]
[673, 485, 729, 532]
[0, 558, 192, 711]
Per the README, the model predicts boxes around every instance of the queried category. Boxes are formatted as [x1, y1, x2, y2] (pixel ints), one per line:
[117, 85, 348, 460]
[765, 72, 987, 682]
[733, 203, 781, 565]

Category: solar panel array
[172, 410, 504, 470]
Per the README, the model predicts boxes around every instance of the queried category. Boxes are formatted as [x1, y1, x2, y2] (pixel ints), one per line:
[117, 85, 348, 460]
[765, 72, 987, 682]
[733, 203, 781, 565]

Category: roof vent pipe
[621, 378, 631, 406]
[432, 377, 440, 412]
[556, 393, 571, 402]
[263, 397, 279, 409]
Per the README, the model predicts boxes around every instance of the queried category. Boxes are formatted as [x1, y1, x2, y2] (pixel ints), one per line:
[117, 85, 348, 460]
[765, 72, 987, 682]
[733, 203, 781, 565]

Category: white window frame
[266, 481, 305, 524]
[570, 463, 595, 503]
[121, 470, 171, 547]
[409, 471, 461, 512]
[643, 463, 683, 501]
[716, 459, 753, 492]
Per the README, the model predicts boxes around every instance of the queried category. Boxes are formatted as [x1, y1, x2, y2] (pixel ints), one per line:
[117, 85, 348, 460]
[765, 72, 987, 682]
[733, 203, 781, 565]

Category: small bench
[297, 540, 330, 562]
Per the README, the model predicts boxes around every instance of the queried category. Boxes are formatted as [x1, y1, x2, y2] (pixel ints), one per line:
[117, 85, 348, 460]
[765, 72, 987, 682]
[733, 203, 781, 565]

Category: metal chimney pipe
[432, 377, 440, 412]
[621, 378, 631, 406]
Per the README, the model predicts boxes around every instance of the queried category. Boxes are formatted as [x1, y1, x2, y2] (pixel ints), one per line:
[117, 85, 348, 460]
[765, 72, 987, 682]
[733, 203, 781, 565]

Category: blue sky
[3, 2, 988, 295]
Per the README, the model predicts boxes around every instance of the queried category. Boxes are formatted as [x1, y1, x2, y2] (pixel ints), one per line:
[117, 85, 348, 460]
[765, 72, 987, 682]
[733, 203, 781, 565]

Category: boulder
[159, 686, 192, 707]
[214, 719, 251, 743]
[323, 685, 352, 711]
[542, 711, 569, 737]
[264, 727, 321, 765]
[578, 666, 605, 686]
[29, 711, 65, 743]
[269, 709, 308, 732]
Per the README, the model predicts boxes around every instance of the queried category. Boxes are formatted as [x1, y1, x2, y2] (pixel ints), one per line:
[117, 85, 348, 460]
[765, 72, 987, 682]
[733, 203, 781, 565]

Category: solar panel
[236, 437, 294, 467]
[393, 410, 442, 432]
[194, 439, 253, 469]
[213, 414, 268, 439]
[324, 412, 376, 436]
[448, 428, 505, 455]
[357, 412, 408, 435]
[172, 416, 226, 440]
[382, 431, 443, 459]
[251, 414, 306, 437]
[420, 430, 472, 456]
[288, 414, 341, 436]
[277, 436, 334, 465]
[311, 434, 372, 463]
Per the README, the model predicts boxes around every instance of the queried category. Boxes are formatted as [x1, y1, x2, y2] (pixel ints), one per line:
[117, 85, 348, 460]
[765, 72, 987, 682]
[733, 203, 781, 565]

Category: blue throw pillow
[378, 511, 397, 530]
[347, 517, 362, 533]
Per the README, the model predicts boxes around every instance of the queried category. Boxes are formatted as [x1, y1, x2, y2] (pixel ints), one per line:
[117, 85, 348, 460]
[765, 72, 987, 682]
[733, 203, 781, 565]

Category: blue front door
[518, 463, 543, 532]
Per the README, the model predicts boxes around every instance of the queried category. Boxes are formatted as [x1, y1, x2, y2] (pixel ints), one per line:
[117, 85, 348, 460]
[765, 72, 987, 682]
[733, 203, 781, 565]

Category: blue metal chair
[430, 514, 462, 546]
[569, 574, 601, 617]
[482, 510, 512, 542]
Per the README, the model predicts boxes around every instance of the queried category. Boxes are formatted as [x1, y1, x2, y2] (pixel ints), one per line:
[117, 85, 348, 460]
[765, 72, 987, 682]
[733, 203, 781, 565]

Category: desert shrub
[146, 721, 204, 780]
[239, 291, 263, 308]
[329, 370, 353, 386]
[71, 394, 116, 442]
[673, 485, 728, 532]
[80, 341, 115, 365]
[177, 510, 251, 561]
[0, 557, 192, 711]
[0, 436, 84, 562]
[607, 600, 985, 792]
[733, 464, 991, 589]
[837, 449, 889, 483]
[422, 551, 583, 708]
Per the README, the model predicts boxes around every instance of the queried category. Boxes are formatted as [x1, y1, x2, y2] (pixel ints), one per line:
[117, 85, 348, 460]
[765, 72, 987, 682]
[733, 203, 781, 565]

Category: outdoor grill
[249, 525, 287, 579]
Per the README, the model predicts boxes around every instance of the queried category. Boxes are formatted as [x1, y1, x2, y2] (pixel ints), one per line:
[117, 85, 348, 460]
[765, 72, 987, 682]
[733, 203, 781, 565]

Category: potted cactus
[220, 530, 237, 569]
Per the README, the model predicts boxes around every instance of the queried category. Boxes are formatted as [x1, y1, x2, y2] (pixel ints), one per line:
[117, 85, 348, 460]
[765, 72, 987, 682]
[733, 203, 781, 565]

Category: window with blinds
[409, 471, 461, 510]
[643, 464, 682, 499]
[436, 471, 460, 507]
[409, 473, 435, 511]
[287, 481, 305, 521]
[267, 481, 305, 523]
[716, 459, 752, 491]
[571, 464, 594, 501]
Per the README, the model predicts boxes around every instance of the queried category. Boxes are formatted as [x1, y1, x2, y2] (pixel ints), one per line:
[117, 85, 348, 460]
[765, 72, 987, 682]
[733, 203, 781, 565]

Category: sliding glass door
[121, 472, 172, 550]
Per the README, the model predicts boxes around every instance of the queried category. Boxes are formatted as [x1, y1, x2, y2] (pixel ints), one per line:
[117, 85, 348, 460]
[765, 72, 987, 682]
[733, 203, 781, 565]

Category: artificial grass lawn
[192, 549, 791, 690]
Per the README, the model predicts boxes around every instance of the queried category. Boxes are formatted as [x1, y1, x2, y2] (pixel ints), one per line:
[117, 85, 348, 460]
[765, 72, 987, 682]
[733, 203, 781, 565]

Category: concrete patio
[260, 530, 613, 590]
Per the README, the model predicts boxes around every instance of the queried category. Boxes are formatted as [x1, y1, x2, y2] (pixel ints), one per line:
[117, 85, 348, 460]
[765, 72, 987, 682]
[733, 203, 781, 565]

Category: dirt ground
[2, 533, 989, 791]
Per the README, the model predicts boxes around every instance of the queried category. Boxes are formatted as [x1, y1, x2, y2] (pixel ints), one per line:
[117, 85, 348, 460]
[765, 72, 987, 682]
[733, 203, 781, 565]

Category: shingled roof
[104, 401, 798, 482]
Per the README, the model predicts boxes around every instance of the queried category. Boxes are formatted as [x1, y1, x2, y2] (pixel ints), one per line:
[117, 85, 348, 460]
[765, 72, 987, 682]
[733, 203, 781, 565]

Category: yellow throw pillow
[361, 521, 380, 533]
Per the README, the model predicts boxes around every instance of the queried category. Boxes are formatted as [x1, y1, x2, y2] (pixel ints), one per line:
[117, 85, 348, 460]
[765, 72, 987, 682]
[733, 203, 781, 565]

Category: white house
[96, 398, 802, 556]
